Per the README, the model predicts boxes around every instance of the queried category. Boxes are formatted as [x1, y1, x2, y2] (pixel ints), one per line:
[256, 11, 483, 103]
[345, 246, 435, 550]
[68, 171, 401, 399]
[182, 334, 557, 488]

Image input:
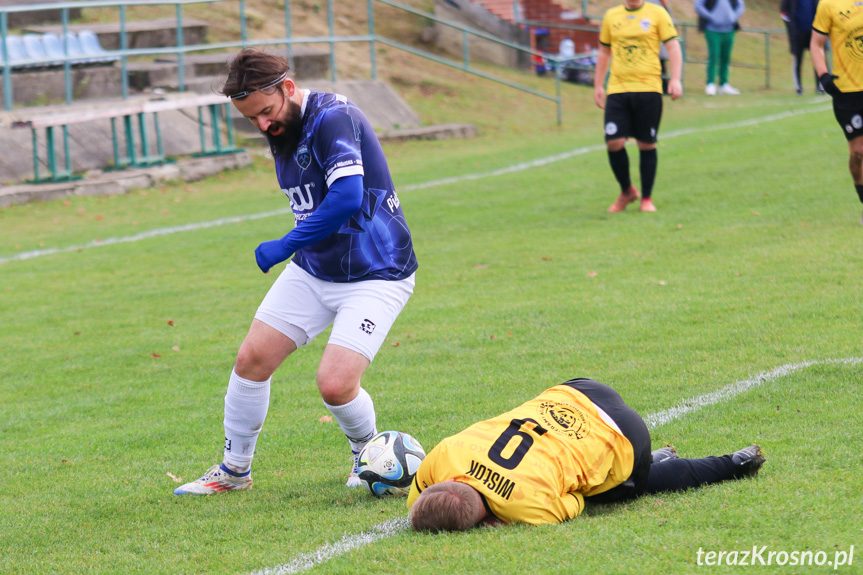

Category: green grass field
[1, 67, 862, 575]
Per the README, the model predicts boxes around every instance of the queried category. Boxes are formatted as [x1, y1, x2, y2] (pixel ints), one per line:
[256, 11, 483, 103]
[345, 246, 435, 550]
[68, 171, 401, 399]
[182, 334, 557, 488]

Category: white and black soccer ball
[357, 430, 425, 497]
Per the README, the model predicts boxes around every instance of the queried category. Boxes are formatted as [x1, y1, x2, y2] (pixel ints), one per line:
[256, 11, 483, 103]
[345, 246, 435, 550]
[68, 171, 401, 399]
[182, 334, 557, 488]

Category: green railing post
[327, 0, 337, 82]
[555, 66, 562, 126]
[138, 112, 149, 162]
[124, 115, 136, 166]
[46, 127, 56, 180]
[31, 130, 40, 181]
[2, 12, 11, 111]
[764, 31, 770, 89]
[368, 0, 377, 80]
[210, 104, 222, 152]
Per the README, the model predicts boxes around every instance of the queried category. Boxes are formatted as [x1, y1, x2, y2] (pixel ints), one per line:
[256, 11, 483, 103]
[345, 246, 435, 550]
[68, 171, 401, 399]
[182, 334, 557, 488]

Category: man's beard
[264, 99, 304, 159]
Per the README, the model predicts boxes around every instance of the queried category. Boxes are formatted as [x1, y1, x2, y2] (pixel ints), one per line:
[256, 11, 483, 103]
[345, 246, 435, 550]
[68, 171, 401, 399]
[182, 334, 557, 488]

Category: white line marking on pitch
[251, 356, 861, 575]
[2, 103, 829, 266]
[248, 517, 410, 575]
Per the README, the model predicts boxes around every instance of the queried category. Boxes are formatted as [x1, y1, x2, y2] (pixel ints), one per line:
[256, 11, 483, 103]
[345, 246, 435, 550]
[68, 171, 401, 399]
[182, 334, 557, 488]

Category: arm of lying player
[254, 174, 364, 273]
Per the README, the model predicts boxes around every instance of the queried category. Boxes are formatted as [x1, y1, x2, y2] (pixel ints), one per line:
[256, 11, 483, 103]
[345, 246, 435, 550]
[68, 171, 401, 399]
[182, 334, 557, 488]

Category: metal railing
[0, 0, 579, 123]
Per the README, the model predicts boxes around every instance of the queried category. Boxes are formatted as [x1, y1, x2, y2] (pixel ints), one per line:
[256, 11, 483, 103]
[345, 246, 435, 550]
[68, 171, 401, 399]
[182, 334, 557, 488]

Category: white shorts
[255, 263, 415, 362]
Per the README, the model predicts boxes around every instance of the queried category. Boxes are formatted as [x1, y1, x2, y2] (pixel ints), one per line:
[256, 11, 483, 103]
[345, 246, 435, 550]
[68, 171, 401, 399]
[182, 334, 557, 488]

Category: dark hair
[409, 482, 483, 532]
[220, 48, 290, 98]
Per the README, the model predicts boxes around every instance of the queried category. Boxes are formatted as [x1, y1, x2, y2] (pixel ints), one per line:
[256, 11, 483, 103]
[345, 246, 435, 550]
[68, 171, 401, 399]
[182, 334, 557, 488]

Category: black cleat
[732, 445, 766, 478]
[651, 445, 679, 464]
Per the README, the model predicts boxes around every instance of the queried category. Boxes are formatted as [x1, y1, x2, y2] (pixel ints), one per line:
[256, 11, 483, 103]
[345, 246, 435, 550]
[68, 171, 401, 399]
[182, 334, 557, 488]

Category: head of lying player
[409, 481, 504, 532]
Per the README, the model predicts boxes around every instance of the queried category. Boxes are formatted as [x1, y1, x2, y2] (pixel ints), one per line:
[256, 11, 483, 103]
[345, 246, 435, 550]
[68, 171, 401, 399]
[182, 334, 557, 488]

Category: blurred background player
[408, 378, 765, 530]
[695, 0, 746, 95]
[174, 49, 418, 495]
[811, 0, 863, 224]
[782, 0, 823, 95]
[594, 0, 683, 214]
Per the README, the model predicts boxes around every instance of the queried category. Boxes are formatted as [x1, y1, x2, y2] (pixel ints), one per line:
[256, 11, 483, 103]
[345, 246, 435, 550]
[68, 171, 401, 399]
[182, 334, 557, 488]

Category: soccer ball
[357, 430, 426, 497]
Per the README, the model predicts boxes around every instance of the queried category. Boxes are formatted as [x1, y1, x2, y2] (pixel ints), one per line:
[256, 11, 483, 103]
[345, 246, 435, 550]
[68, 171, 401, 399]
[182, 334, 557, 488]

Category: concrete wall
[434, 0, 531, 70]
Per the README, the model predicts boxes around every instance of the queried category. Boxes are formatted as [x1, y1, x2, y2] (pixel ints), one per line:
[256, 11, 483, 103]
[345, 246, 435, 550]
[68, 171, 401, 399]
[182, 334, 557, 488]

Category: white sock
[222, 369, 270, 473]
[323, 388, 378, 452]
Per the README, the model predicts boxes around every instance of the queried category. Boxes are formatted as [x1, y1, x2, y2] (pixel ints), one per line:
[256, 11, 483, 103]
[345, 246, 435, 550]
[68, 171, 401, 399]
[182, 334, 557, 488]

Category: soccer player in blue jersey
[174, 49, 418, 495]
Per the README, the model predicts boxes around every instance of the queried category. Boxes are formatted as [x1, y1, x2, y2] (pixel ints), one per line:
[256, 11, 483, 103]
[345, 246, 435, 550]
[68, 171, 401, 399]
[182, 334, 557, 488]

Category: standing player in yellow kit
[594, 0, 683, 213]
[811, 0, 863, 223]
[408, 378, 765, 530]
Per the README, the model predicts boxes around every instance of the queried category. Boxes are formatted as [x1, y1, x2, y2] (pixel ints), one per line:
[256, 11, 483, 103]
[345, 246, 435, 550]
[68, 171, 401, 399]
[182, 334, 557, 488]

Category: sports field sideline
[1, 89, 861, 574]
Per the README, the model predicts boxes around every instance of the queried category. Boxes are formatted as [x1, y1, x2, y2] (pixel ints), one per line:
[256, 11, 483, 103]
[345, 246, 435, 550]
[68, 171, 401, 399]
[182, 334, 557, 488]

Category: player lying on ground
[408, 378, 765, 530]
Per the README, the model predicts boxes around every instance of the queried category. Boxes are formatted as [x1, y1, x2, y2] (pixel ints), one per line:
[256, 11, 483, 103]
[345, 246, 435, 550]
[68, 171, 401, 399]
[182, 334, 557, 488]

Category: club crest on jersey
[537, 401, 590, 439]
[641, 18, 651, 31]
[296, 145, 311, 170]
[605, 122, 618, 135]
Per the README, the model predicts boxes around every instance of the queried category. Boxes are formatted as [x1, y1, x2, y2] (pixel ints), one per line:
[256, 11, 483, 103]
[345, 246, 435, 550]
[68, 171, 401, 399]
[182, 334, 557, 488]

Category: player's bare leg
[317, 344, 377, 487]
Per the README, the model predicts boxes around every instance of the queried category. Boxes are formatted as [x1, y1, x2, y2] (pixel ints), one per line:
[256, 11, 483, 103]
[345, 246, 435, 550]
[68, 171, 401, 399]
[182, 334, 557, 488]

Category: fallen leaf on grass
[166, 472, 183, 483]
[167, 320, 175, 326]
[392, 342, 400, 347]
[172, 346, 180, 351]
[475, 264, 488, 270]
[151, 353, 161, 359]
[587, 271, 598, 277]
[319, 415, 333, 423]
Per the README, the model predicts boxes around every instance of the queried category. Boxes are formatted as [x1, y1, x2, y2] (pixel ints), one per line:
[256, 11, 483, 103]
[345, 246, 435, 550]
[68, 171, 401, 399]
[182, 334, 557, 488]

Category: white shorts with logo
[255, 263, 415, 362]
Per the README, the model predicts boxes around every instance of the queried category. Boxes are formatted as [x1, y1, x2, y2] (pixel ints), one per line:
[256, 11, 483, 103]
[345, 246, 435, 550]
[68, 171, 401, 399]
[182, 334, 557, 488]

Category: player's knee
[316, 373, 356, 405]
[235, 343, 276, 381]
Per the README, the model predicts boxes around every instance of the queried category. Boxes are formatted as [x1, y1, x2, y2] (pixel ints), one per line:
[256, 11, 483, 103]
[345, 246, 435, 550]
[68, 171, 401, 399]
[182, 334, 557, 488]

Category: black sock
[640, 148, 658, 199]
[855, 184, 863, 203]
[607, 148, 631, 191]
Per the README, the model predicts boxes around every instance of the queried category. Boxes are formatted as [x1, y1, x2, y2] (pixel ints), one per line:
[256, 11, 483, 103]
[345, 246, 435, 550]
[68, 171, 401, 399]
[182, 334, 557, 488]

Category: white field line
[0, 208, 292, 265]
[250, 356, 862, 575]
[249, 517, 410, 575]
[2, 103, 830, 266]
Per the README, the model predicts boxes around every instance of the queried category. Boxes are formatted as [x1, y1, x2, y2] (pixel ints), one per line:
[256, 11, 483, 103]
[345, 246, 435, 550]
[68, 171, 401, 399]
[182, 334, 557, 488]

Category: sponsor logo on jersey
[284, 183, 315, 211]
[537, 401, 590, 439]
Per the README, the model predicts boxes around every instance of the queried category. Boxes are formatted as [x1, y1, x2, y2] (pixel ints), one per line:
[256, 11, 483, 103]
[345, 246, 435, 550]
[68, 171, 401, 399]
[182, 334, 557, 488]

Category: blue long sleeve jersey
[274, 90, 418, 282]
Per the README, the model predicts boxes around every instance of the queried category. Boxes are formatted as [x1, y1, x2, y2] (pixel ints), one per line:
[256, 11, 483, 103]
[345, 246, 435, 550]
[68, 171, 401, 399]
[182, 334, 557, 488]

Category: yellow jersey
[813, 0, 863, 92]
[406, 385, 635, 525]
[599, 2, 678, 94]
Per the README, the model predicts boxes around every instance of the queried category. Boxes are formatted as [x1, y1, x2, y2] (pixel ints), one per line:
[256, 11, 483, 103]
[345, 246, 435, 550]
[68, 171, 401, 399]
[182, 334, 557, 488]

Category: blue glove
[255, 237, 293, 273]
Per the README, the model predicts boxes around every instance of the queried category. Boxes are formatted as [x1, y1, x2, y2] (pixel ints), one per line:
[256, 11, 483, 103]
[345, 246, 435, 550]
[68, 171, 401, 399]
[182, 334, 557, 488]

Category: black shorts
[604, 92, 663, 143]
[832, 92, 863, 141]
[560, 378, 652, 503]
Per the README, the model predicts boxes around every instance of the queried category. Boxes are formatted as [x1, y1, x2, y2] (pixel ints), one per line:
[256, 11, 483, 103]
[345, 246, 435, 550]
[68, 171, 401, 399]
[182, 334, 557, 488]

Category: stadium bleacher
[2, 31, 117, 69]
